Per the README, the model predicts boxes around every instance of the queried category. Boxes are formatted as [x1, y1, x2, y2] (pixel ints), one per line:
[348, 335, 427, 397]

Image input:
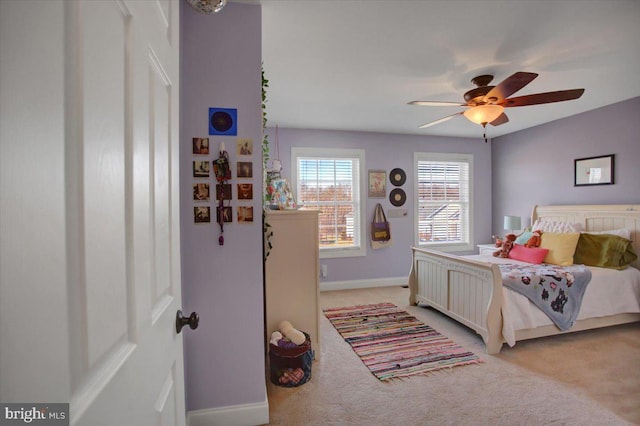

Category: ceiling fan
[408, 72, 585, 140]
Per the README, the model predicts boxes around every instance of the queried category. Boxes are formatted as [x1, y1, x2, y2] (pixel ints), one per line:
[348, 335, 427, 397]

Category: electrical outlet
[321, 264, 328, 278]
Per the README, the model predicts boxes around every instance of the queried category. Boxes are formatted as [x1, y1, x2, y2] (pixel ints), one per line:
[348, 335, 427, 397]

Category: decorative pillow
[584, 228, 631, 240]
[574, 233, 638, 270]
[515, 231, 533, 245]
[539, 232, 581, 266]
[532, 219, 583, 234]
[508, 244, 549, 264]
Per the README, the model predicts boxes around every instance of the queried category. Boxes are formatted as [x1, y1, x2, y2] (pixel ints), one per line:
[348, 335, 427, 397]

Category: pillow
[574, 233, 638, 270]
[532, 219, 583, 233]
[508, 244, 549, 264]
[583, 228, 631, 240]
[515, 231, 533, 245]
[539, 232, 580, 266]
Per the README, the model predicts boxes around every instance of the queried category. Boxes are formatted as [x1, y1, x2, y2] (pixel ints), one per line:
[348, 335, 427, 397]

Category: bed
[408, 204, 640, 354]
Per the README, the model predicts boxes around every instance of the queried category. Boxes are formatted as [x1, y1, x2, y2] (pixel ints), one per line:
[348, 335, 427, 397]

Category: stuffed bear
[525, 230, 543, 248]
[493, 234, 516, 258]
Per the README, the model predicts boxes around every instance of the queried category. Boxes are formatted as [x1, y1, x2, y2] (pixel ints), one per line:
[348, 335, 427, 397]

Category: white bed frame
[409, 204, 640, 354]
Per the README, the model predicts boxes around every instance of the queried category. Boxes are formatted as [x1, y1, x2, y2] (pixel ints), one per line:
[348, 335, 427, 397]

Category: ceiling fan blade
[501, 89, 585, 107]
[484, 72, 538, 103]
[408, 100, 466, 107]
[490, 113, 509, 126]
[418, 112, 463, 129]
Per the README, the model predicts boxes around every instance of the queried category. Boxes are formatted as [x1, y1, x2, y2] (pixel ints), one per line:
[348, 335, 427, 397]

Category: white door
[0, 1, 189, 425]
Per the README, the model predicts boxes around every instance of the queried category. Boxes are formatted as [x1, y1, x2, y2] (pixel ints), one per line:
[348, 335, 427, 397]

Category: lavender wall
[180, 3, 265, 413]
[265, 127, 493, 284]
[492, 96, 640, 235]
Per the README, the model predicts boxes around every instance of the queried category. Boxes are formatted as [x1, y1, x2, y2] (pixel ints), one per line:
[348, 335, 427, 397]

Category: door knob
[176, 310, 199, 333]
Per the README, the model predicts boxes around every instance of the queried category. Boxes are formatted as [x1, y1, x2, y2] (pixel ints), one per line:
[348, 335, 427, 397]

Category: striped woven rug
[323, 302, 482, 380]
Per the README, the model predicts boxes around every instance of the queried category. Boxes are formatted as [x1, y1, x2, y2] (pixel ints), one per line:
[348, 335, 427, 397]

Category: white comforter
[468, 255, 640, 346]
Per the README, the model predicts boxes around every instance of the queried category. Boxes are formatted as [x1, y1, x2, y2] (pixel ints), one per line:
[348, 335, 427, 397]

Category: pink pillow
[508, 244, 549, 264]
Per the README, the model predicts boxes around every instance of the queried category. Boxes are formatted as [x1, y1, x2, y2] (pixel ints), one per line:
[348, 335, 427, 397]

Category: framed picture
[209, 107, 237, 136]
[193, 160, 210, 178]
[368, 170, 386, 198]
[237, 161, 253, 178]
[238, 206, 254, 223]
[217, 206, 233, 223]
[194, 206, 211, 223]
[192, 137, 210, 155]
[237, 183, 253, 200]
[237, 138, 253, 156]
[193, 183, 210, 201]
[216, 183, 232, 200]
[574, 154, 614, 186]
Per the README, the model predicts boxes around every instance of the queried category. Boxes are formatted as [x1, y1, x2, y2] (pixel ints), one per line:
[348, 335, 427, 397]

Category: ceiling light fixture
[186, 0, 227, 14]
[463, 104, 505, 142]
[462, 104, 504, 126]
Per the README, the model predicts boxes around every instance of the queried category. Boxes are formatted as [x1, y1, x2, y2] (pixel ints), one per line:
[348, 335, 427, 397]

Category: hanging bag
[371, 203, 392, 249]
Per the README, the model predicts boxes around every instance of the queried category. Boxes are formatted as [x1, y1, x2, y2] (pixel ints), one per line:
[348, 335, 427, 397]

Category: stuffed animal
[278, 320, 306, 346]
[525, 230, 543, 248]
[270, 331, 283, 346]
[493, 234, 516, 258]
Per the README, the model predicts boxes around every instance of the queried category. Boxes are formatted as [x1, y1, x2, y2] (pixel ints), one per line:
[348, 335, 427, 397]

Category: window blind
[297, 156, 361, 250]
[417, 159, 470, 245]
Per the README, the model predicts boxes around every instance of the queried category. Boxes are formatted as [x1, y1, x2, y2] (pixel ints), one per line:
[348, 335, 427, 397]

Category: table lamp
[503, 215, 521, 234]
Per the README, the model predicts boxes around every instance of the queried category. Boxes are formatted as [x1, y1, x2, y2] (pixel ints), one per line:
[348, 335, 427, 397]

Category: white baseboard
[320, 276, 409, 292]
[187, 395, 269, 426]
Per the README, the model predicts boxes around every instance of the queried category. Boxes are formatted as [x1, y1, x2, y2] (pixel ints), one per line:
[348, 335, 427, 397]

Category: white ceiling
[260, 0, 640, 139]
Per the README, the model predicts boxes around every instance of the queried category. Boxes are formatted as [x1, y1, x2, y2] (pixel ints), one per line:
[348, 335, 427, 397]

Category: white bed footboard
[409, 247, 504, 354]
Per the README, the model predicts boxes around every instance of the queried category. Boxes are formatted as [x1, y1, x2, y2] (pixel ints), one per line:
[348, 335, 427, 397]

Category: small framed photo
[574, 154, 614, 186]
[194, 206, 211, 223]
[216, 183, 232, 200]
[238, 206, 254, 223]
[237, 161, 253, 178]
[193, 161, 210, 178]
[237, 183, 253, 200]
[237, 138, 253, 156]
[193, 183, 210, 201]
[368, 170, 386, 198]
[192, 137, 210, 155]
[217, 206, 233, 223]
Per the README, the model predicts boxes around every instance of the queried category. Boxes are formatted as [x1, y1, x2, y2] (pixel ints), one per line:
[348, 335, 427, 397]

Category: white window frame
[291, 147, 366, 259]
[413, 152, 474, 252]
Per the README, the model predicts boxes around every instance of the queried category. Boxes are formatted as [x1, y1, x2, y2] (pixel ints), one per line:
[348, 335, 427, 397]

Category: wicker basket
[269, 332, 313, 387]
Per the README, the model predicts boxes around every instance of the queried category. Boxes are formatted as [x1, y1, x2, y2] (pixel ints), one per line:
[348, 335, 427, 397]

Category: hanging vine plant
[262, 65, 274, 260]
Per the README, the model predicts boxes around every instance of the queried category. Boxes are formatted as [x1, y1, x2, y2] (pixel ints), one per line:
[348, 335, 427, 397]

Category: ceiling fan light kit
[463, 104, 504, 126]
[409, 71, 585, 141]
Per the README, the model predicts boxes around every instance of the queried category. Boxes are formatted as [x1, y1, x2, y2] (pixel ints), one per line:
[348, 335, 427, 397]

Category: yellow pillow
[540, 232, 580, 266]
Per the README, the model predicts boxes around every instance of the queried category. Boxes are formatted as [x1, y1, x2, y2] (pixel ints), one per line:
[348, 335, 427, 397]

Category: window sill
[320, 247, 366, 259]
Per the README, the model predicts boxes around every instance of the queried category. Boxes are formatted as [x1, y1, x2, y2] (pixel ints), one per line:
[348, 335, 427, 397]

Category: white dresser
[265, 209, 320, 358]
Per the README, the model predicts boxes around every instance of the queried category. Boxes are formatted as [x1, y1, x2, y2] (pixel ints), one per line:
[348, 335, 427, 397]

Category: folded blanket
[499, 263, 592, 330]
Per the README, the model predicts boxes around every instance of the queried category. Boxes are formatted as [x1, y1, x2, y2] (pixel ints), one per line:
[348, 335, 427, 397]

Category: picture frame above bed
[574, 154, 614, 186]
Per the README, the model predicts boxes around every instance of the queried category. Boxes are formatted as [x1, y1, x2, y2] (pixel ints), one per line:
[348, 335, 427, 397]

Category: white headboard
[532, 204, 640, 269]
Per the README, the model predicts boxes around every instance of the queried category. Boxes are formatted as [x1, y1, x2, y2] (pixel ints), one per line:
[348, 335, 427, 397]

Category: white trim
[320, 276, 409, 292]
[291, 147, 367, 258]
[413, 152, 474, 252]
[187, 396, 269, 426]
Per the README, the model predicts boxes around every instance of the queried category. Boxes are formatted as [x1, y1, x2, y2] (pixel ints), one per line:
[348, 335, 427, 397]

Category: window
[414, 152, 473, 251]
[292, 147, 366, 258]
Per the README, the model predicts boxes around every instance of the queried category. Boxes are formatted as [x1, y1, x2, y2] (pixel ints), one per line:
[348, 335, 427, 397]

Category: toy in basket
[269, 321, 313, 387]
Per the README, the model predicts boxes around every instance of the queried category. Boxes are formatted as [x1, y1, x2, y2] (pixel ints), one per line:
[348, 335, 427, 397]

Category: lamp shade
[503, 215, 521, 232]
[463, 105, 504, 125]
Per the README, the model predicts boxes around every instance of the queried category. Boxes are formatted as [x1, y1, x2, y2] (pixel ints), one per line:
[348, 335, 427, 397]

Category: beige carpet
[266, 286, 640, 425]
